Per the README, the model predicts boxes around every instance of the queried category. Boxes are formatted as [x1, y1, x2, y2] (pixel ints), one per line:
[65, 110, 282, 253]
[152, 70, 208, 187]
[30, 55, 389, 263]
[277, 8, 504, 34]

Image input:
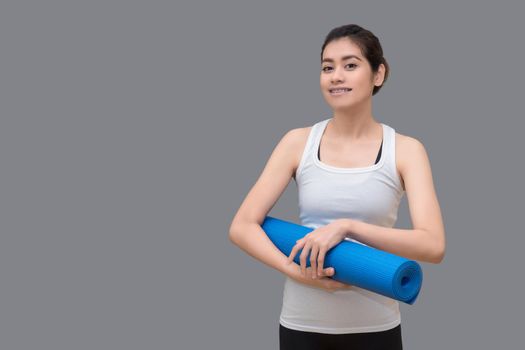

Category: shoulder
[395, 131, 430, 190]
[395, 132, 426, 155]
[283, 126, 312, 147]
[278, 126, 312, 179]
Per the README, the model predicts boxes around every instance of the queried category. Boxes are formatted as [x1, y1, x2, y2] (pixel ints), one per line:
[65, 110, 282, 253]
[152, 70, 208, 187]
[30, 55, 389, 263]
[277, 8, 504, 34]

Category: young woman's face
[320, 38, 383, 110]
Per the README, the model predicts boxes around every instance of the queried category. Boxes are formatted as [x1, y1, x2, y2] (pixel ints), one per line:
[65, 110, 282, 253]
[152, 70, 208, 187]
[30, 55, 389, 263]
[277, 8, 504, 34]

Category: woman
[229, 24, 446, 350]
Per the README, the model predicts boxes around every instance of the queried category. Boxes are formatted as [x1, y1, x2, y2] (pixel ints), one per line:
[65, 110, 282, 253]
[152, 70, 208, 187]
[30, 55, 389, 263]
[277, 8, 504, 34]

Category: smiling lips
[329, 87, 352, 96]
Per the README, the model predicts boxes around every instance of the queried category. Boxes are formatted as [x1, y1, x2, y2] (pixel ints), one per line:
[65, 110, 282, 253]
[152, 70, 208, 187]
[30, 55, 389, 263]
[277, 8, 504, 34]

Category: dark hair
[321, 24, 389, 96]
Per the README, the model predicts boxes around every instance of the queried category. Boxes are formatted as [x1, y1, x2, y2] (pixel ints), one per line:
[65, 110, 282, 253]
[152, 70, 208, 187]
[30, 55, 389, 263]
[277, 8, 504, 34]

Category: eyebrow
[322, 55, 362, 63]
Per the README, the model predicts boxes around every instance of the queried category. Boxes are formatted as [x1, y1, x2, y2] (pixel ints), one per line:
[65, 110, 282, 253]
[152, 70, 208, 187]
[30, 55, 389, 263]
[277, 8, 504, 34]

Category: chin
[328, 99, 355, 108]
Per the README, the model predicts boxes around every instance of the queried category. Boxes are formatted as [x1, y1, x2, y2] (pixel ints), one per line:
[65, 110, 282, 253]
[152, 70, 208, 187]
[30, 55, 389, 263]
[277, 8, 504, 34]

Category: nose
[331, 66, 345, 84]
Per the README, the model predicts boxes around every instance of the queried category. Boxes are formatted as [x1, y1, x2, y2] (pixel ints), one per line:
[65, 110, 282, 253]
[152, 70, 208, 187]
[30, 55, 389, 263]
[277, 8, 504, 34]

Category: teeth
[330, 88, 350, 93]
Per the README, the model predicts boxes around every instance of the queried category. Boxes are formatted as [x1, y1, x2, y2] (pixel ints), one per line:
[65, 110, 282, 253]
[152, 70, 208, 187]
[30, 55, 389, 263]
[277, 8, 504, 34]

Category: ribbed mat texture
[262, 216, 423, 304]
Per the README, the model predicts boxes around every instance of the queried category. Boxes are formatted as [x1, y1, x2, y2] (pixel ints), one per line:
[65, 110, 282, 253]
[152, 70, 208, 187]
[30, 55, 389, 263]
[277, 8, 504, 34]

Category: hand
[286, 219, 348, 280]
[286, 263, 353, 293]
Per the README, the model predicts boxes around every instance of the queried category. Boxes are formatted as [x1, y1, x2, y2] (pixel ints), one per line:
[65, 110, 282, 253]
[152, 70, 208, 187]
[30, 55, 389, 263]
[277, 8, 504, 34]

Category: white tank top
[279, 117, 406, 334]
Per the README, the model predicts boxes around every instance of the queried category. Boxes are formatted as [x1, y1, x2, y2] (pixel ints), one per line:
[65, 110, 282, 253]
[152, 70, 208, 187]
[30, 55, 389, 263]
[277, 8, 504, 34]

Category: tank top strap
[296, 118, 330, 178]
[382, 123, 394, 168]
[381, 123, 404, 192]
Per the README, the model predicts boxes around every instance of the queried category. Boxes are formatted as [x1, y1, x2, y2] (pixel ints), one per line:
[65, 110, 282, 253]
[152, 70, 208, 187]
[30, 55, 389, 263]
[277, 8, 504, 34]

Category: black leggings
[279, 323, 403, 350]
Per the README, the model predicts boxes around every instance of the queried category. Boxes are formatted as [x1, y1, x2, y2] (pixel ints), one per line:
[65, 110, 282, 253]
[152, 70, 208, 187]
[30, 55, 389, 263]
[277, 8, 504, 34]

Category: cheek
[355, 72, 374, 85]
[320, 78, 329, 92]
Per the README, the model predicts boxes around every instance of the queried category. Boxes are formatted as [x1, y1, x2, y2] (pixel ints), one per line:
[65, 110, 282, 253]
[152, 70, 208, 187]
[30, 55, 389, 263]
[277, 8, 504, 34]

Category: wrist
[282, 259, 306, 282]
[341, 218, 355, 239]
[281, 258, 297, 278]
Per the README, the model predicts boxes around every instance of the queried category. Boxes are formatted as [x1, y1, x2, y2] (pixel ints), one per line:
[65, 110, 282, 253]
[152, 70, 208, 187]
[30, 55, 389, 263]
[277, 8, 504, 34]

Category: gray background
[0, 0, 523, 349]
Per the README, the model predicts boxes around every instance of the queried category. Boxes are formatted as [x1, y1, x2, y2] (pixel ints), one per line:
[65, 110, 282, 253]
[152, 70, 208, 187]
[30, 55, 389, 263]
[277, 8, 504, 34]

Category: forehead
[322, 38, 364, 62]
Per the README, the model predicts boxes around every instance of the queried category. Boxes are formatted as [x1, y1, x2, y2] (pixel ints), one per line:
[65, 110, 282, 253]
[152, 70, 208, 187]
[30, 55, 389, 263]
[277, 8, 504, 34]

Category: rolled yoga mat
[262, 216, 423, 305]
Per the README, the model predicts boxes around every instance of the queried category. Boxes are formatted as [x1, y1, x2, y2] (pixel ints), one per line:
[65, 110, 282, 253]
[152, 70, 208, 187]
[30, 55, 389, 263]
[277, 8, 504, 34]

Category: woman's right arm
[228, 127, 342, 290]
[228, 128, 304, 276]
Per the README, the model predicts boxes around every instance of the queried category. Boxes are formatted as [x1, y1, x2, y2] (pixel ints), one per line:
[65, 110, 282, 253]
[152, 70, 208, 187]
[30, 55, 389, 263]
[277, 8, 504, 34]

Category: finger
[287, 239, 304, 264]
[287, 245, 298, 265]
[309, 244, 320, 279]
[324, 267, 334, 276]
[299, 241, 312, 277]
[317, 247, 327, 277]
[300, 242, 310, 277]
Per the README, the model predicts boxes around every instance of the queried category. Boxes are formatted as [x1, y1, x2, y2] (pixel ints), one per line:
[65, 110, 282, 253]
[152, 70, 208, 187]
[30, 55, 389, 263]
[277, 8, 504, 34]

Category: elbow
[229, 221, 246, 246]
[229, 217, 260, 246]
[228, 230, 236, 244]
[430, 241, 446, 264]
[430, 249, 445, 264]
[229, 231, 240, 246]
[421, 229, 446, 264]
[228, 224, 239, 245]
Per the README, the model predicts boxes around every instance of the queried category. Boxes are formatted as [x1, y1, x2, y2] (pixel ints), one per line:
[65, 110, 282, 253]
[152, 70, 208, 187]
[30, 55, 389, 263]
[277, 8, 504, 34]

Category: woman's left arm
[343, 136, 446, 264]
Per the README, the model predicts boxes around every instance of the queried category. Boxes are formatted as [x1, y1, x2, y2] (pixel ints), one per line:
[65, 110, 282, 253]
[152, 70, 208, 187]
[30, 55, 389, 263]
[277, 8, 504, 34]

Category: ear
[374, 63, 386, 87]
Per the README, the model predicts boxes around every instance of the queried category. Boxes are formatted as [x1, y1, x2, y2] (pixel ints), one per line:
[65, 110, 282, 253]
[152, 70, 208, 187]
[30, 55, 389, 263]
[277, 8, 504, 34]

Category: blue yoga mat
[262, 216, 423, 305]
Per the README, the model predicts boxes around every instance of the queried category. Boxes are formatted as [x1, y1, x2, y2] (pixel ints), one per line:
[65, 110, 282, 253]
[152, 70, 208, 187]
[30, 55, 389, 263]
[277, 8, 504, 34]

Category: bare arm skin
[342, 134, 446, 263]
[228, 128, 342, 288]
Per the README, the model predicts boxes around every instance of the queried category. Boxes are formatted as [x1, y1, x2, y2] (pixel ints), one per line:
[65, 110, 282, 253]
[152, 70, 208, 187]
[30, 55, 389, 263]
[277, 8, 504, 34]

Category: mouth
[329, 88, 352, 96]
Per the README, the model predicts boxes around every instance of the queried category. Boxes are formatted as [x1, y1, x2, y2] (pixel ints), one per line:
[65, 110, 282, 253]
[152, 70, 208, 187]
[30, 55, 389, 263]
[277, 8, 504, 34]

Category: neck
[330, 101, 379, 141]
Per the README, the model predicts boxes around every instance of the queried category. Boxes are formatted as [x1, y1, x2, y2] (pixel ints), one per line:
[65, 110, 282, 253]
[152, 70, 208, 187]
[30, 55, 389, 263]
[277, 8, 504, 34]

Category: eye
[321, 63, 357, 72]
